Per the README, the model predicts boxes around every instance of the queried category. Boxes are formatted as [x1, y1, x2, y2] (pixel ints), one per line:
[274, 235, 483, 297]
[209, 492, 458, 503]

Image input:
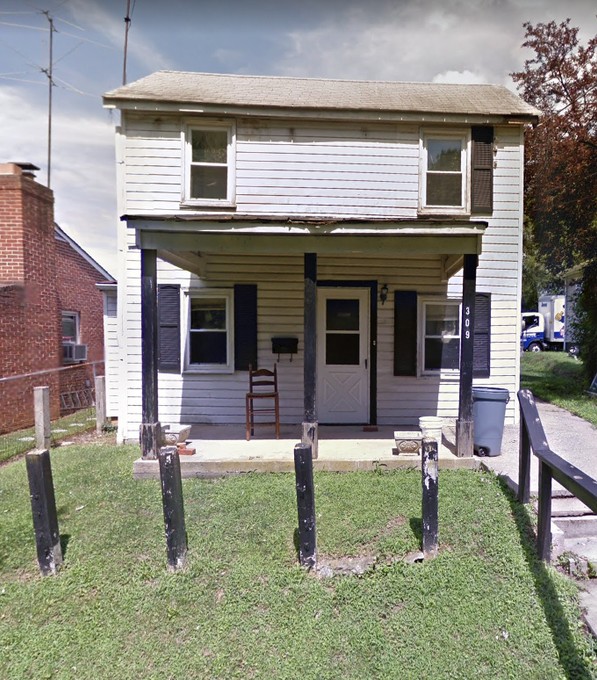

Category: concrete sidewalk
[480, 399, 597, 496]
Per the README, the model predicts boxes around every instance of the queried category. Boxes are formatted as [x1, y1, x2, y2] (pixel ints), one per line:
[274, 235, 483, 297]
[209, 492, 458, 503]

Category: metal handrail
[517, 389, 597, 562]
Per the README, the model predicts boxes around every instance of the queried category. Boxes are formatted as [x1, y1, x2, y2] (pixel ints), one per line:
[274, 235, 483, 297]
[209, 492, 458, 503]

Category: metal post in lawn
[26, 449, 63, 575]
[421, 437, 439, 559]
[294, 443, 317, 569]
[158, 446, 187, 571]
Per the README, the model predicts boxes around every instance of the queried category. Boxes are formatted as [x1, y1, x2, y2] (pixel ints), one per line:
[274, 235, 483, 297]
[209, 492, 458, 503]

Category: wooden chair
[245, 364, 280, 440]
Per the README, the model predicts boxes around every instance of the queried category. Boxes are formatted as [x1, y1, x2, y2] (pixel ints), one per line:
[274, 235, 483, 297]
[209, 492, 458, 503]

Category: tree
[512, 20, 596, 265]
[512, 20, 597, 379]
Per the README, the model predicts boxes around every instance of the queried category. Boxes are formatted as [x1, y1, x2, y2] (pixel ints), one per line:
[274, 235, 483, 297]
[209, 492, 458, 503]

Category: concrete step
[551, 495, 596, 517]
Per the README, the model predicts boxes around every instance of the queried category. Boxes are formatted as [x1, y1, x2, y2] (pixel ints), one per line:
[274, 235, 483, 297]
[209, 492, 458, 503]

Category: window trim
[181, 119, 236, 207]
[419, 129, 471, 215]
[183, 289, 234, 374]
[418, 296, 462, 377]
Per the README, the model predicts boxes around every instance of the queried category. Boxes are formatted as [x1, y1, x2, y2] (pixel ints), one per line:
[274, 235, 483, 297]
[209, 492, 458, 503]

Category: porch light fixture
[380, 284, 389, 305]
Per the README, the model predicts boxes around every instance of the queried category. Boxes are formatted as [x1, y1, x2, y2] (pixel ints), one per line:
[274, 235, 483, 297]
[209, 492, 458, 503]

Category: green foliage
[520, 353, 597, 426]
[575, 260, 597, 383]
[1, 446, 596, 678]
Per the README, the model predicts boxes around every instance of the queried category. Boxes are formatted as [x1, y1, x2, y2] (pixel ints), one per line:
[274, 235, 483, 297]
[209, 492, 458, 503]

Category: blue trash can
[472, 386, 510, 456]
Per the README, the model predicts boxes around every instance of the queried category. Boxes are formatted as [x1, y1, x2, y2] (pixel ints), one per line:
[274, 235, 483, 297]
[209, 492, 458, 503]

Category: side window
[420, 131, 468, 213]
[420, 300, 461, 373]
[62, 311, 80, 343]
[183, 122, 235, 206]
[185, 290, 234, 373]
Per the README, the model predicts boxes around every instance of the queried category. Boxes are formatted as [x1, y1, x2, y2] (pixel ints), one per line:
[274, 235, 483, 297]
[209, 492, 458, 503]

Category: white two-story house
[103, 71, 539, 458]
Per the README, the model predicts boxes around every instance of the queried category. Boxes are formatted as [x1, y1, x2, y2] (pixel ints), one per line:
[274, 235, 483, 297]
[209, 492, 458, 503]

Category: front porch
[133, 423, 480, 478]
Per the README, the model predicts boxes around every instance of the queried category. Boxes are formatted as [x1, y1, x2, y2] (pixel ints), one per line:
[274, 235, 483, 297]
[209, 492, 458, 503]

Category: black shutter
[158, 284, 181, 372]
[471, 126, 493, 215]
[473, 293, 491, 378]
[234, 284, 258, 371]
[394, 291, 418, 376]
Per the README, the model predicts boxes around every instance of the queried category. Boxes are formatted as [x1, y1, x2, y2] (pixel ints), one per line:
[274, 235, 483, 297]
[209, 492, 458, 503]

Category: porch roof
[131, 215, 487, 259]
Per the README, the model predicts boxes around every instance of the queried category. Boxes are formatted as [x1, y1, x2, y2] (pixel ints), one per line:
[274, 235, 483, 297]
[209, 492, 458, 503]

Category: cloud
[0, 85, 118, 275]
[276, 0, 596, 86]
[67, 0, 175, 77]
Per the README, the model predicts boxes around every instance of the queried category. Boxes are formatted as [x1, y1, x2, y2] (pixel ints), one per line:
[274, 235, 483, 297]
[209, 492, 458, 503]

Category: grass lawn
[1, 444, 596, 679]
[0, 407, 97, 465]
[521, 353, 597, 427]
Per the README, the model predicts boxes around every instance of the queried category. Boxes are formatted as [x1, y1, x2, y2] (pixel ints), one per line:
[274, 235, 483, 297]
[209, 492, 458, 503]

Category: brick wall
[0, 163, 111, 434]
[55, 236, 108, 364]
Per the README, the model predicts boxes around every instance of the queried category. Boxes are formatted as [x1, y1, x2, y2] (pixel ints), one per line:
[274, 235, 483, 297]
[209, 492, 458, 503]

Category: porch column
[140, 248, 161, 459]
[303, 252, 318, 458]
[456, 254, 478, 457]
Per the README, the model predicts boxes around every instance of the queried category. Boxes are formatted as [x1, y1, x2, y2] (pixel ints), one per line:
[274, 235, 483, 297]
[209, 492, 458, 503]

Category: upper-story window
[183, 121, 236, 206]
[420, 130, 469, 214]
[419, 126, 494, 215]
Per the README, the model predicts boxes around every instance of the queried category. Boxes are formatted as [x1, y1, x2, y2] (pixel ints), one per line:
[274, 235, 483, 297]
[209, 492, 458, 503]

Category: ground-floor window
[420, 299, 461, 374]
[186, 290, 234, 373]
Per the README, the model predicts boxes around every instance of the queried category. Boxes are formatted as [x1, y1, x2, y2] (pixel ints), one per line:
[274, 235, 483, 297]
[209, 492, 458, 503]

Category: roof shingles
[104, 71, 540, 119]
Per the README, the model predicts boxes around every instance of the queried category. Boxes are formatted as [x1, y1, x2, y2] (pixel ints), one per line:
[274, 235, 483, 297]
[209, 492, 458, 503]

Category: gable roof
[104, 71, 540, 121]
[55, 224, 116, 283]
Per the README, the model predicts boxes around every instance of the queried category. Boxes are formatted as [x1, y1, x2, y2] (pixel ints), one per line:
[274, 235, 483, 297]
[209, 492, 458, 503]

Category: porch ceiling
[134, 217, 486, 257]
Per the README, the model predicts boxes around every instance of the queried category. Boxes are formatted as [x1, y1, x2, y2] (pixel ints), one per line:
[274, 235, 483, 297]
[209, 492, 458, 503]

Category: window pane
[191, 299, 226, 330]
[190, 332, 227, 364]
[425, 338, 460, 370]
[192, 130, 227, 163]
[326, 334, 359, 365]
[326, 299, 359, 331]
[426, 173, 462, 206]
[62, 314, 77, 341]
[427, 139, 462, 171]
[425, 304, 459, 336]
[191, 166, 228, 199]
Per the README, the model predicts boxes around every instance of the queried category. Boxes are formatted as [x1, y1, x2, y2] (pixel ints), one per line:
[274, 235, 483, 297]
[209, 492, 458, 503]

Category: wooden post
[158, 446, 187, 571]
[537, 460, 553, 562]
[518, 417, 531, 504]
[456, 254, 478, 457]
[34, 386, 51, 451]
[95, 375, 107, 434]
[294, 443, 317, 569]
[421, 437, 439, 558]
[303, 253, 318, 458]
[140, 248, 161, 459]
[26, 449, 63, 575]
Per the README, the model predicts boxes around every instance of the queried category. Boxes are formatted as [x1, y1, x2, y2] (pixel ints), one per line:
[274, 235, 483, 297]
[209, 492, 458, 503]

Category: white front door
[317, 288, 370, 424]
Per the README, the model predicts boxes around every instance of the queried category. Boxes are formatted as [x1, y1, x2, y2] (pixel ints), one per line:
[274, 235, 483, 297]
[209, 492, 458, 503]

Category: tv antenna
[123, 0, 132, 85]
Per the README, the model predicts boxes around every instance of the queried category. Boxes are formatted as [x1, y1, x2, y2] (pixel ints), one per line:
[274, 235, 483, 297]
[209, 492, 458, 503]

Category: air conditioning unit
[63, 342, 88, 363]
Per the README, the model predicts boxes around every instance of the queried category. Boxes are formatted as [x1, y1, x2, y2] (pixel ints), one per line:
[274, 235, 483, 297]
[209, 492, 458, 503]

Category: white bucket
[419, 416, 443, 443]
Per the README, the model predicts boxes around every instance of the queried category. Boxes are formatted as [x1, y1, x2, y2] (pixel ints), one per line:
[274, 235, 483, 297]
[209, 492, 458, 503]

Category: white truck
[521, 294, 566, 352]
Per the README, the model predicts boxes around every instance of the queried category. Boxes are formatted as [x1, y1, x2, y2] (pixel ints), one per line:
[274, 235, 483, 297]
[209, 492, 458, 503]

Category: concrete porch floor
[133, 422, 480, 478]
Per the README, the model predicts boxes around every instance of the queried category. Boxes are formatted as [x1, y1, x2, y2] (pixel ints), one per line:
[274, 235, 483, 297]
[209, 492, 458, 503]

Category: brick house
[0, 162, 115, 434]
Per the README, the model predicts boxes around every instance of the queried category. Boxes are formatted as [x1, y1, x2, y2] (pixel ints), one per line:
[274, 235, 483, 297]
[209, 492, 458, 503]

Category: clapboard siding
[113, 119, 525, 440]
[102, 289, 119, 418]
[122, 114, 420, 216]
[117, 245, 521, 440]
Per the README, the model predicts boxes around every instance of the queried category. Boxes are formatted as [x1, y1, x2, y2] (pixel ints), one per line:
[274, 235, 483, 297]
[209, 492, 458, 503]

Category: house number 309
[464, 306, 471, 340]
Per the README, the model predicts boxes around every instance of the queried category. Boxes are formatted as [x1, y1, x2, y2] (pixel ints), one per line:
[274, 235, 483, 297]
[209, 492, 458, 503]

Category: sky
[1, 0, 596, 278]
